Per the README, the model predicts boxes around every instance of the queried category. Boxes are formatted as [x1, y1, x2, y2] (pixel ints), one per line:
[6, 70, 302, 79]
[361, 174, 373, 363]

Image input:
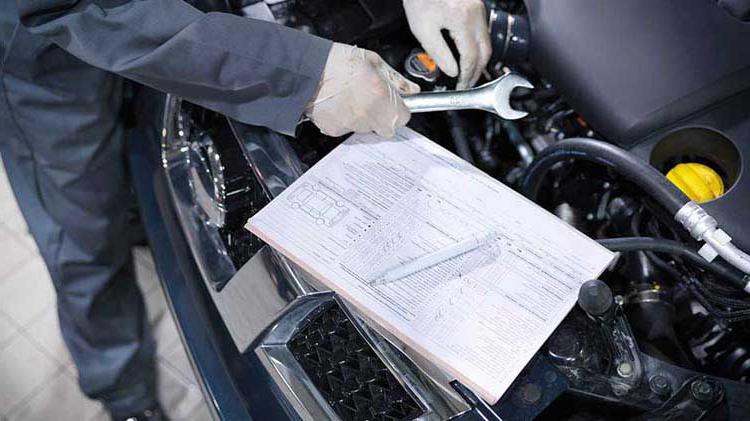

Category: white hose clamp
[698, 229, 732, 262]
[674, 201, 717, 241]
[675, 201, 723, 263]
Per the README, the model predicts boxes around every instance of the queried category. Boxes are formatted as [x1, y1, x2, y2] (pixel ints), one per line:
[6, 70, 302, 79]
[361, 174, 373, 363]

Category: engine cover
[525, 0, 750, 145]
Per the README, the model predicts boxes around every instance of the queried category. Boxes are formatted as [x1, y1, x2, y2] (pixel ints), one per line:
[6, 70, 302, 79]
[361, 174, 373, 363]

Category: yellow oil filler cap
[666, 163, 725, 203]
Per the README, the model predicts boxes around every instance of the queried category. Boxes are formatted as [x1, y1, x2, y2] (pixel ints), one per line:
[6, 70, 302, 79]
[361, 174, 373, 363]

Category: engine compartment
[173, 0, 750, 419]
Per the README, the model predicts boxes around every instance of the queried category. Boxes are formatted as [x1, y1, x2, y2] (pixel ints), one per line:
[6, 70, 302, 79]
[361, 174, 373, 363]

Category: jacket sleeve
[17, 0, 332, 135]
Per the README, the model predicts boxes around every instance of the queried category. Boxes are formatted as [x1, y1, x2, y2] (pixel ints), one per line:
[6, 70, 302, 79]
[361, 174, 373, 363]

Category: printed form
[246, 128, 614, 404]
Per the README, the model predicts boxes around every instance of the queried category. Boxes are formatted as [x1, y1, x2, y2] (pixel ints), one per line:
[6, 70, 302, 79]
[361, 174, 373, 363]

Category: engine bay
[175, 0, 750, 418]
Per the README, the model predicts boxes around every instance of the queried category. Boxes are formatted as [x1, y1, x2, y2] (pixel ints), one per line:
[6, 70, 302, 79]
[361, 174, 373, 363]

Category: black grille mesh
[288, 302, 424, 421]
[219, 227, 265, 269]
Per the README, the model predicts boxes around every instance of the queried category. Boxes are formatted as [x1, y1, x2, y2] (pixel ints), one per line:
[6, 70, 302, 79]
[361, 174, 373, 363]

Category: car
[127, 0, 750, 419]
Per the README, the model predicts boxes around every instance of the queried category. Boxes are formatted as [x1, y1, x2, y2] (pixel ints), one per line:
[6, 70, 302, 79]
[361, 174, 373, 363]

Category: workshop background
[0, 161, 209, 420]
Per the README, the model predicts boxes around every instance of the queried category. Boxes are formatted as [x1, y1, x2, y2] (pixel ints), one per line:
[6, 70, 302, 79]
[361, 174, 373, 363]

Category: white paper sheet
[246, 128, 614, 404]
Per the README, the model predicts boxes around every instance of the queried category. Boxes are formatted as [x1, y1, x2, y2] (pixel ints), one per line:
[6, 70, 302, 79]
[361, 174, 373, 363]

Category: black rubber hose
[501, 120, 534, 167]
[599, 237, 748, 291]
[445, 112, 475, 165]
[521, 138, 689, 215]
[487, 8, 530, 63]
[630, 207, 680, 282]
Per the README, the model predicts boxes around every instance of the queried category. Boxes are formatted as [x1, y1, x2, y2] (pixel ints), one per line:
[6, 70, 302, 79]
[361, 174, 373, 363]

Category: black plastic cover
[525, 0, 750, 145]
[719, 0, 750, 21]
[288, 0, 404, 43]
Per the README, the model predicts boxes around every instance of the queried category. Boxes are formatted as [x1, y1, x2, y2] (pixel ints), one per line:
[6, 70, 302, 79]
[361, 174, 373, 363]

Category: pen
[369, 231, 498, 286]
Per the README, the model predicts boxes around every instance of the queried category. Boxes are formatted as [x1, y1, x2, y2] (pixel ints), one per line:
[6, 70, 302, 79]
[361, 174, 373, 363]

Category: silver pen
[369, 231, 498, 286]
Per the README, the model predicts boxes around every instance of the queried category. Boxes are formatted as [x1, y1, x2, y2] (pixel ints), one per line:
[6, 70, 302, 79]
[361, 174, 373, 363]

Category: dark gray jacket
[14, 0, 332, 135]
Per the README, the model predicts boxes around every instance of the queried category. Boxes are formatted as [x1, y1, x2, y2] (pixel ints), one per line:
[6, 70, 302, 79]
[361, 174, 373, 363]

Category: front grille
[220, 227, 265, 269]
[186, 105, 269, 273]
[288, 302, 424, 421]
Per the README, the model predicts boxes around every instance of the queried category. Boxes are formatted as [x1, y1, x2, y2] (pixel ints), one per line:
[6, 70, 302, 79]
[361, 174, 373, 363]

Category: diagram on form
[287, 182, 349, 227]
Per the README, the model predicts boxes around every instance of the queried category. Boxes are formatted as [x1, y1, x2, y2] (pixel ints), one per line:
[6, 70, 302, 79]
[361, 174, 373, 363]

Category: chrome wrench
[402, 73, 533, 120]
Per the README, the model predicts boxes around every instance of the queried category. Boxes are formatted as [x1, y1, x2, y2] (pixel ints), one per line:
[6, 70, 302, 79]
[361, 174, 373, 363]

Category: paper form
[245, 128, 614, 404]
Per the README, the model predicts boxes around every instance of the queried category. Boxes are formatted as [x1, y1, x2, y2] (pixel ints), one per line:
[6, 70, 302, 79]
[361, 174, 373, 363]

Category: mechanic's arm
[17, 0, 417, 137]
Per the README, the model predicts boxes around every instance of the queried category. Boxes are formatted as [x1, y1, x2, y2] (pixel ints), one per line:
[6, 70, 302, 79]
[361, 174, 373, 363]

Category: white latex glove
[403, 0, 491, 89]
[305, 43, 420, 138]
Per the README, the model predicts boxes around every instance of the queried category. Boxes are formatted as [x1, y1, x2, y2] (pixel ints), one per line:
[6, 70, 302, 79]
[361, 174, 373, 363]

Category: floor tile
[150, 297, 181, 359]
[145, 286, 169, 324]
[13, 231, 39, 255]
[0, 314, 20, 350]
[185, 401, 211, 421]
[157, 363, 204, 420]
[87, 406, 109, 421]
[0, 172, 34, 251]
[135, 259, 159, 296]
[0, 173, 207, 419]
[0, 166, 19, 221]
[0, 258, 56, 327]
[142, 272, 181, 357]
[24, 309, 72, 367]
[0, 335, 61, 413]
[6, 371, 102, 421]
[161, 340, 196, 386]
[0, 226, 32, 281]
[133, 247, 155, 270]
[0, 201, 30, 241]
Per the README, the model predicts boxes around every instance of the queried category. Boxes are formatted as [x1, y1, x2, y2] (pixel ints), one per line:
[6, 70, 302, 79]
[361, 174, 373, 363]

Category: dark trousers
[0, 4, 155, 416]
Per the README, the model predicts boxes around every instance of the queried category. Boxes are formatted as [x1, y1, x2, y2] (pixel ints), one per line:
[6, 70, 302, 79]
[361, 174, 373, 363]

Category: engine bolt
[617, 362, 633, 378]
[649, 374, 671, 396]
[518, 383, 542, 404]
[690, 379, 716, 403]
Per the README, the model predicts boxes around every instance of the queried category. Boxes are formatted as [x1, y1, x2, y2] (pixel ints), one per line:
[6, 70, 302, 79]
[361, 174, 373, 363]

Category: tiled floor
[0, 164, 209, 420]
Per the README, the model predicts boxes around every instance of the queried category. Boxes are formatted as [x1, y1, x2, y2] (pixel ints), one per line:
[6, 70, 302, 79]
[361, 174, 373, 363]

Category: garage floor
[0, 164, 210, 420]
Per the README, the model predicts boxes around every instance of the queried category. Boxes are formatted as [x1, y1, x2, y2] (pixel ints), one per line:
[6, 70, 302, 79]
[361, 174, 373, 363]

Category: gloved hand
[305, 43, 420, 138]
[403, 0, 491, 89]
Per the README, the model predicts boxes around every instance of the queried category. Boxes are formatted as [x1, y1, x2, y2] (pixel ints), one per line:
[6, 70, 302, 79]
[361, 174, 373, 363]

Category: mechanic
[0, 0, 490, 419]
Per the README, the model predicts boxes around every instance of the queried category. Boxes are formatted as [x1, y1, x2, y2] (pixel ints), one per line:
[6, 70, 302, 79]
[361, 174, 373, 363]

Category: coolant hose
[598, 237, 749, 291]
[521, 138, 688, 214]
[521, 138, 750, 292]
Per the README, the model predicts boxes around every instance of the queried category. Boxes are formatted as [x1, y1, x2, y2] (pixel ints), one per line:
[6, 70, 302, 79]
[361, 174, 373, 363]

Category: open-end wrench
[402, 73, 533, 120]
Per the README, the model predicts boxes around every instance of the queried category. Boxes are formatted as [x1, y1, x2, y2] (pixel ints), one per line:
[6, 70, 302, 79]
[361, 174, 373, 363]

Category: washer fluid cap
[666, 163, 725, 203]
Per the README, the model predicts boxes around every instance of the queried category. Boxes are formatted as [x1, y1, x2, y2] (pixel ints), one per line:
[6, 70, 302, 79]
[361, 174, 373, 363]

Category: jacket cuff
[273, 35, 332, 136]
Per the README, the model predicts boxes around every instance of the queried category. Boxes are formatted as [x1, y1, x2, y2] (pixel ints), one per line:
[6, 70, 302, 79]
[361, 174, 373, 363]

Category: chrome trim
[188, 134, 227, 228]
[161, 95, 236, 288]
[200, 246, 303, 352]
[267, 247, 321, 297]
[257, 294, 340, 421]
[228, 120, 307, 199]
